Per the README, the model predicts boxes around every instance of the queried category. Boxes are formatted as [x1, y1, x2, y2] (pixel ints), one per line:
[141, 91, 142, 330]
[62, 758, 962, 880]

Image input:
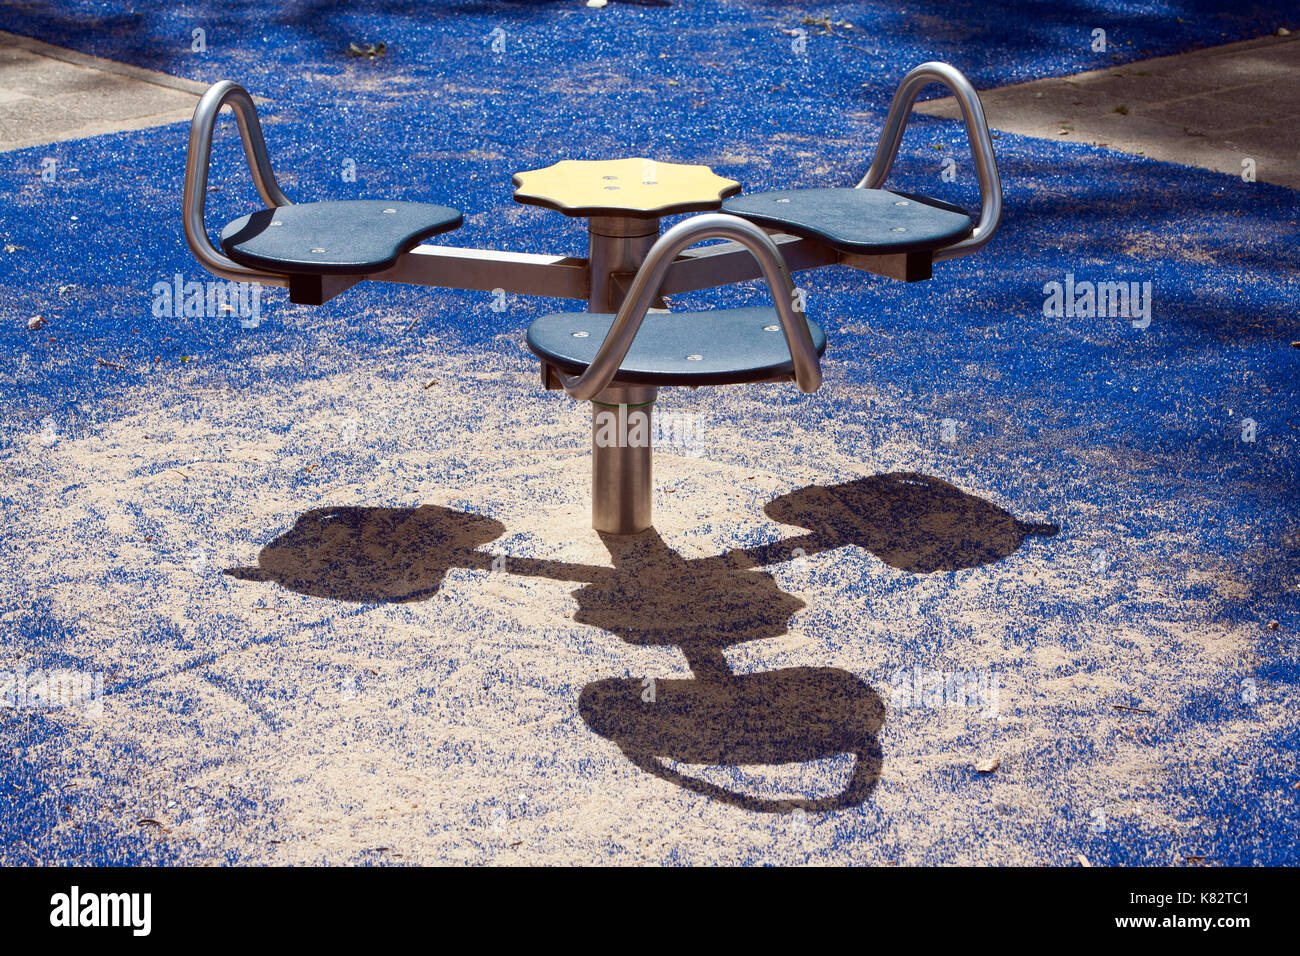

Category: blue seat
[182, 82, 463, 286]
[528, 306, 827, 387]
[221, 200, 462, 276]
[722, 188, 972, 256]
[721, 62, 1003, 267]
[529, 213, 824, 402]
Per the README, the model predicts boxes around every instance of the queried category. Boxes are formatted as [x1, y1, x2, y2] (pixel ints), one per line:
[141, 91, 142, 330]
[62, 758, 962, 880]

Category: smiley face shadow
[224, 474, 1056, 812]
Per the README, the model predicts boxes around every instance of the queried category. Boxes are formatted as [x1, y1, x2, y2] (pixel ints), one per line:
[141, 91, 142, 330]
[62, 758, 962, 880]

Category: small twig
[1113, 704, 1155, 714]
[83, 347, 127, 371]
[169, 469, 191, 480]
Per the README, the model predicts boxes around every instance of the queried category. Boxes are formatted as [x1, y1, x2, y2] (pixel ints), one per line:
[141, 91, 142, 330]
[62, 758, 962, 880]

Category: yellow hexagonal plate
[512, 157, 741, 218]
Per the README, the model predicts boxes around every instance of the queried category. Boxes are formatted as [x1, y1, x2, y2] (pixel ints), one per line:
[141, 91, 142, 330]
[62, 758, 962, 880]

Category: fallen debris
[27, 315, 46, 331]
[974, 758, 1000, 773]
[800, 15, 854, 36]
[347, 42, 387, 59]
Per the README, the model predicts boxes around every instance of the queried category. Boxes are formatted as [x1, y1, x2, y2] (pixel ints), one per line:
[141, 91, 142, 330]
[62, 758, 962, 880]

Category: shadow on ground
[226, 472, 1057, 810]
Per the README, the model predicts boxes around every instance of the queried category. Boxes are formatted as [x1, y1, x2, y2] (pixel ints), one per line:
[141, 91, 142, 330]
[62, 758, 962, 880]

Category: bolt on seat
[183, 81, 462, 288]
[722, 61, 1002, 264]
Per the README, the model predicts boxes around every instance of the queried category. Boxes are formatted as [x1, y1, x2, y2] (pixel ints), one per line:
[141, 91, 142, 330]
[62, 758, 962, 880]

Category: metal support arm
[555, 214, 824, 401]
[858, 62, 1003, 261]
[183, 81, 293, 286]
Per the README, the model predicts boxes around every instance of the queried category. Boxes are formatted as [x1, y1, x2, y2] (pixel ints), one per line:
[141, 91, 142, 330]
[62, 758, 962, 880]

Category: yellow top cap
[512, 157, 741, 218]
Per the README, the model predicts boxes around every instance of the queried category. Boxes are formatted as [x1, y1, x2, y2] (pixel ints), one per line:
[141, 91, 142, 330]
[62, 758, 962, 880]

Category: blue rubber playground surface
[1, 1, 1297, 865]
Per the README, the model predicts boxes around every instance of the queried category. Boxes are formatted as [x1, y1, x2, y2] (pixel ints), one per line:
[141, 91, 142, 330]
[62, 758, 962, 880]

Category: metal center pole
[587, 215, 659, 534]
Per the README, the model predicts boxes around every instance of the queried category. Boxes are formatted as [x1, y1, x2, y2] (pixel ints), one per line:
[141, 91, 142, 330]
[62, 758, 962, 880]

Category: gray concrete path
[0, 29, 205, 152]
[918, 32, 1300, 189]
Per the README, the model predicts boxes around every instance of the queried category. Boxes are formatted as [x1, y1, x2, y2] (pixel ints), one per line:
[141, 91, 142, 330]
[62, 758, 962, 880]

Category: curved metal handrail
[557, 214, 823, 401]
[857, 62, 1002, 261]
[183, 81, 293, 286]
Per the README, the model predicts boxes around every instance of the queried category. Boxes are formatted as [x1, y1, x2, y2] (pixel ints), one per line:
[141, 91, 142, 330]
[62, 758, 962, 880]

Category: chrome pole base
[586, 216, 661, 534]
[591, 384, 658, 534]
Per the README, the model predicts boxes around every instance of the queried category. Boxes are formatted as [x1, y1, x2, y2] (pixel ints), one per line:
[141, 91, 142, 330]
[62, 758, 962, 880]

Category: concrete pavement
[918, 32, 1300, 189]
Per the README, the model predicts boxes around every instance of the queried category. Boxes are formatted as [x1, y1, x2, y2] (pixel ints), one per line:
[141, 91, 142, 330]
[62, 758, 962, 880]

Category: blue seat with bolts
[182, 82, 462, 292]
[221, 200, 462, 276]
[722, 188, 972, 256]
[722, 62, 1002, 262]
[527, 214, 825, 396]
[527, 305, 827, 388]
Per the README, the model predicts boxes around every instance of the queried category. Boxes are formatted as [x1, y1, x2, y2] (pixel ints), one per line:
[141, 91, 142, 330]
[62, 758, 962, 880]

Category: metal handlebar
[556, 214, 823, 402]
[858, 62, 1002, 261]
[183, 81, 293, 286]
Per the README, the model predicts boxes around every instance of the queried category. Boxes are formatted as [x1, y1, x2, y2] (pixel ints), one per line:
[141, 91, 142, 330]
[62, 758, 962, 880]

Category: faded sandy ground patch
[3, 326, 1287, 865]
